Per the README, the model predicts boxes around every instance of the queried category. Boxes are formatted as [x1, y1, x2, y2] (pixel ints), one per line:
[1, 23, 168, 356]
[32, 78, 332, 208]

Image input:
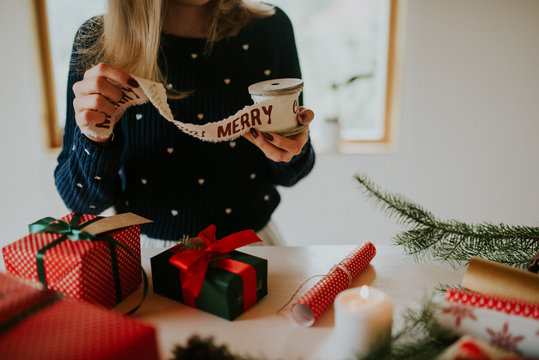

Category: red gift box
[2, 213, 151, 308]
[0, 273, 160, 360]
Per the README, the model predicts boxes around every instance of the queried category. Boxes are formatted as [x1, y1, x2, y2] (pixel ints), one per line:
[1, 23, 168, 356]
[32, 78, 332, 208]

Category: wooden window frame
[339, 0, 406, 153]
[36, 0, 406, 151]
[35, 0, 62, 148]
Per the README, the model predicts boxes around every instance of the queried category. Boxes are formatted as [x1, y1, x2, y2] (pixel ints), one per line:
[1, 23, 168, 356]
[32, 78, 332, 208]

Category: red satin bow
[168, 225, 261, 303]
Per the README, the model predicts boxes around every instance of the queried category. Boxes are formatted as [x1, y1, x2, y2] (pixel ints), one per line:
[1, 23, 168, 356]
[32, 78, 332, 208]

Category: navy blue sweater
[54, 7, 315, 240]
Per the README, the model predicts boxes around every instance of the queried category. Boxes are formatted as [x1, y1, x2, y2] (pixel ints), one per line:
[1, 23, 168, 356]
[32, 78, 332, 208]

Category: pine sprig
[360, 295, 457, 360]
[178, 234, 194, 250]
[171, 335, 262, 360]
[355, 174, 539, 269]
[433, 283, 468, 295]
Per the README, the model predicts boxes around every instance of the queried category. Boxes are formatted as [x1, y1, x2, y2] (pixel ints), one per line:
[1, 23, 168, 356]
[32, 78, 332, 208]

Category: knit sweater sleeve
[54, 17, 124, 214]
[265, 7, 315, 187]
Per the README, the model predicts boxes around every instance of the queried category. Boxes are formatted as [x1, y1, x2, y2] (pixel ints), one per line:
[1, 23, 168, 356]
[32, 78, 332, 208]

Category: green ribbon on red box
[168, 225, 261, 309]
[28, 213, 148, 315]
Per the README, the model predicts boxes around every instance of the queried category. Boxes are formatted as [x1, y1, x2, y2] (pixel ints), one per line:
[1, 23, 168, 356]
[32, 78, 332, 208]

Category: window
[272, 0, 402, 151]
[37, 0, 105, 148]
[38, 0, 402, 151]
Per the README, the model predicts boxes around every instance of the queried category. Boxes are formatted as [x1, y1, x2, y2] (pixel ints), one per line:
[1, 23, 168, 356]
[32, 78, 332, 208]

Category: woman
[55, 0, 315, 246]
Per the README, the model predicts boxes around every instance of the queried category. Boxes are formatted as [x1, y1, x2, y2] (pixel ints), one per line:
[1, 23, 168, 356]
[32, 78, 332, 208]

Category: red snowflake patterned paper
[445, 288, 539, 320]
[291, 242, 376, 326]
[436, 296, 539, 357]
[2, 213, 141, 308]
[442, 303, 478, 327]
[486, 322, 525, 356]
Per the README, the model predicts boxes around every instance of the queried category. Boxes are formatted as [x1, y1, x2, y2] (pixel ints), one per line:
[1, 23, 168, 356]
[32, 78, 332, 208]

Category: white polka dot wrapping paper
[291, 242, 377, 327]
[1, 213, 151, 308]
[81, 76, 304, 142]
[0, 273, 160, 360]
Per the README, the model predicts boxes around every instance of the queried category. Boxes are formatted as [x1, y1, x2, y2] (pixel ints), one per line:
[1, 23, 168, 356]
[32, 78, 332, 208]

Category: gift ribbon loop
[29, 213, 97, 241]
[168, 224, 261, 305]
[29, 214, 148, 315]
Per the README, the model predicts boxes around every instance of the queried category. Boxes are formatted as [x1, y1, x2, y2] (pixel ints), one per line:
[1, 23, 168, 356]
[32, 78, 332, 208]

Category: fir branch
[177, 235, 225, 269]
[354, 174, 539, 269]
[360, 295, 457, 360]
[170, 335, 262, 360]
[178, 234, 195, 250]
[433, 283, 469, 296]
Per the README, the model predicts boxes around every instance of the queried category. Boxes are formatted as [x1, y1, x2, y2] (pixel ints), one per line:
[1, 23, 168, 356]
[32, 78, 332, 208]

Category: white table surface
[113, 243, 466, 360]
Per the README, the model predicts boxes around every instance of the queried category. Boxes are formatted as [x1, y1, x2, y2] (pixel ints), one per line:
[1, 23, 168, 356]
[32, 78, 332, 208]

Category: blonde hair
[76, 0, 274, 88]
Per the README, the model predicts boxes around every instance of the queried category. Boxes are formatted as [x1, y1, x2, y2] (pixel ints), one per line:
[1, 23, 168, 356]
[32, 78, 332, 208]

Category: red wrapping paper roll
[291, 242, 377, 326]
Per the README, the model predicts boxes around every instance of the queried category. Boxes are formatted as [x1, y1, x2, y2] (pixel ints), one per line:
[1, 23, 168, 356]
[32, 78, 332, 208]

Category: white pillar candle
[333, 286, 393, 359]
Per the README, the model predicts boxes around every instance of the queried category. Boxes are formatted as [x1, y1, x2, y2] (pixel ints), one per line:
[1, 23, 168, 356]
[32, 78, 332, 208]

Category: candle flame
[360, 285, 369, 299]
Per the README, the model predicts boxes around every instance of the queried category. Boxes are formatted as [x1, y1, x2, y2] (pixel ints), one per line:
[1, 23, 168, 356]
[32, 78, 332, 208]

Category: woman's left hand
[242, 107, 314, 163]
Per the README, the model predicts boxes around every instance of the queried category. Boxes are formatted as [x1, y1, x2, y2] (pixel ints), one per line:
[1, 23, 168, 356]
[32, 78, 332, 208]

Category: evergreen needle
[354, 174, 539, 269]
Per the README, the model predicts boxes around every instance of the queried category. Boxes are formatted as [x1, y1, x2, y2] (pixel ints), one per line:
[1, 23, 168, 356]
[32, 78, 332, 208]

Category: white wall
[1, 0, 538, 249]
[274, 0, 539, 245]
[0, 0, 68, 246]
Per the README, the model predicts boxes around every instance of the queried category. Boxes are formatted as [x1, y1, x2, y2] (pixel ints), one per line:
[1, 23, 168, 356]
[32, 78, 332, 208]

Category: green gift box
[150, 225, 267, 320]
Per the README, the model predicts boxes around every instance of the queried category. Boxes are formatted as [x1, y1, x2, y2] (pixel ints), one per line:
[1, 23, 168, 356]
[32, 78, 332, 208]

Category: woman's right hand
[72, 63, 139, 143]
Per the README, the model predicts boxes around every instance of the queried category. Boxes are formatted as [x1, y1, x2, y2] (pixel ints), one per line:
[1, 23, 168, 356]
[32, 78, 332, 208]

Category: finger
[73, 94, 117, 117]
[73, 76, 124, 104]
[286, 128, 310, 148]
[241, 127, 262, 145]
[297, 107, 315, 125]
[84, 62, 139, 90]
[242, 128, 293, 162]
[75, 109, 108, 128]
[75, 110, 112, 143]
[261, 131, 306, 156]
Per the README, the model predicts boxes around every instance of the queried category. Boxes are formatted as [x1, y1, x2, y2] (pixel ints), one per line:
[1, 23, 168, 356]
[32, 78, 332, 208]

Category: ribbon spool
[248, 78, 304, 137]
[82, 76, 306, 142]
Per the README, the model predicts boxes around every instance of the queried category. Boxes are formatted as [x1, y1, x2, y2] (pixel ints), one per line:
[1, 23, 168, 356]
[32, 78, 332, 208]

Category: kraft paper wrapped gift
[151, 225, 267, 320]
[0, 272, 160, 360]
[2, 212, 151, 308]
